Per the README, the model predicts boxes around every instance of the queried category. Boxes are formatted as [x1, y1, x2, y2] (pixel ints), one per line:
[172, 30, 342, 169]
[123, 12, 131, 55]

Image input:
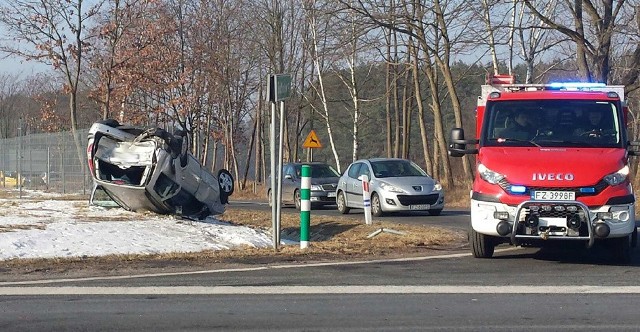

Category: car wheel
[179, 135, 189, 168]
[217, 169, 234, 204]
[336, 191, 350, 214]
[267, 189, 273, 207]
[98, 119, 120, 127]
[428, 208, 443, 216]
[371, 193, 384, 217]
[294, 190, 301, 210]
[470, 227, 495, 258]
[611, 234, 632, 264]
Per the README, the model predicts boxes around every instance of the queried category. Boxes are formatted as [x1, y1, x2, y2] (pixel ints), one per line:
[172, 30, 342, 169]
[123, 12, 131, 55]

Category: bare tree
[302, 0, 343, 172]
[523, 0, 640, 87]
[0, 73, 23, 138]
[0, 0, 104, 166]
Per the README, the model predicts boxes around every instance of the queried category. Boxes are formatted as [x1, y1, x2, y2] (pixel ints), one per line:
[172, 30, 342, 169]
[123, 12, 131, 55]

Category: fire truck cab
[449, 75, 640, 263]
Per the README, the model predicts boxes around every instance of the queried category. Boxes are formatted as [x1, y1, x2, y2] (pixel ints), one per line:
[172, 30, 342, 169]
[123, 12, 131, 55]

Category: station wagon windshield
[482, 100, 623, 148]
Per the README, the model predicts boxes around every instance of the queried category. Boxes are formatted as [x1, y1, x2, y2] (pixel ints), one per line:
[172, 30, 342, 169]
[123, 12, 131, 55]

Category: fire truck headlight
[478, 163, 505, 185]
[603, 165, 629, 186]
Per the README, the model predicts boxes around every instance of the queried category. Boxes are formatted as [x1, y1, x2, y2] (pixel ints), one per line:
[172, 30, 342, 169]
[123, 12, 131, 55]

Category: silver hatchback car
[87, 119, 234, 219]
[336, 158, 444, 216]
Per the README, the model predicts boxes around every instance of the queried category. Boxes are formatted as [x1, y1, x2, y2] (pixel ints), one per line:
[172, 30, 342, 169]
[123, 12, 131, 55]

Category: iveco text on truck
[449, 75, 639, 262]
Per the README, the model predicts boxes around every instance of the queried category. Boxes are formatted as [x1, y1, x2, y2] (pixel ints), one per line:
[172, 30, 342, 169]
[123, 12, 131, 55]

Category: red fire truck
[449, 75, 639, 262]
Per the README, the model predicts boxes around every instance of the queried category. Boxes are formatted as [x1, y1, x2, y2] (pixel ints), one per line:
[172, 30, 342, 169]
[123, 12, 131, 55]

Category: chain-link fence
[0, 129, 92, 194]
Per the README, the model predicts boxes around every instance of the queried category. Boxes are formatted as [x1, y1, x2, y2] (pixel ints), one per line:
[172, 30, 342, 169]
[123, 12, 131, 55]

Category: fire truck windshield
[482, 100, 623, 148]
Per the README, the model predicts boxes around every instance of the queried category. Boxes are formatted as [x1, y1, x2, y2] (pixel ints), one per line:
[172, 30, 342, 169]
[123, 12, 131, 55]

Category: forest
[0, 0, 639, 192]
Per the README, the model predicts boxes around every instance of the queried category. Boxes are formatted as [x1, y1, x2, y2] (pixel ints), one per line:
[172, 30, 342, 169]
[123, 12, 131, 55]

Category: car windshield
[294, 164, 340, 178]
[370, 160, 427, 178]
[482, 99, 623, 148]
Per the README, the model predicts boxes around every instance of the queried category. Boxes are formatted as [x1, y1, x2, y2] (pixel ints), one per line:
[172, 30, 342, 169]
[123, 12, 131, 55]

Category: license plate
[531, 191, 575, 201]
[327, 192, 336, 198]
[410, 204, 430, 210]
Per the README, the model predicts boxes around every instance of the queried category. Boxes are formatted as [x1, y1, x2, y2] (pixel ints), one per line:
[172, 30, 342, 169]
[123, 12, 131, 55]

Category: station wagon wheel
[428, 209, 443, 216]
[217, 169, 234, 204]
[294, 190, 301, 210]
[336, 191, 350, 214]
[371, 193, 383, 217]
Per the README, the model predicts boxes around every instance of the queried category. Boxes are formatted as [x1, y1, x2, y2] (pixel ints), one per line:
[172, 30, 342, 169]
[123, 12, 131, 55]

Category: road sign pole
[276, 100, 286, 246]
[270, 99, 278, 250]
[268, 73, 291, 250]
[361, 175, 372, 225]
[300, 165, 311, 249]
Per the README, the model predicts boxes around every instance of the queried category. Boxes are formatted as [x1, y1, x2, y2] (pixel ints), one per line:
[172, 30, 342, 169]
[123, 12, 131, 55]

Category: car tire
[470, 227, 495, 258]
[179, 135, 189, 168]
[267, 189, 273, 207]
[336, 191, 350, 214]
[98, 119, 120, 127]
[428, 209, 443, 216]
[371, 193, 384, 217]
[611, 234, 632, 264]
[294, 190, 301, 210]
[217, 169, 234, 204]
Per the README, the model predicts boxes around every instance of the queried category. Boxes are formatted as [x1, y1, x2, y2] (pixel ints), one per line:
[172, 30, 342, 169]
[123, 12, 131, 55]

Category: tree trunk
[410, 42, 433, 174]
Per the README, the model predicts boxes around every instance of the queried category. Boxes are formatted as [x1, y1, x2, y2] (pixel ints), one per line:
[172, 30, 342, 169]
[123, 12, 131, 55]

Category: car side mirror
[448, 127, 478, 156]
[284, 174, 293, 180]
[628, 141, 640, 156]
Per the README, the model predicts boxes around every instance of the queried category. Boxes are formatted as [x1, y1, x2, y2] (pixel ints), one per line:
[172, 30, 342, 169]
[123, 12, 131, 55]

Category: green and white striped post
[300, 165, 311, 249]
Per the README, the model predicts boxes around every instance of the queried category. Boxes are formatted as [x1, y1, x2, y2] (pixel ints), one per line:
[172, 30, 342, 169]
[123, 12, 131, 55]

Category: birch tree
[302, 0, 342, 172]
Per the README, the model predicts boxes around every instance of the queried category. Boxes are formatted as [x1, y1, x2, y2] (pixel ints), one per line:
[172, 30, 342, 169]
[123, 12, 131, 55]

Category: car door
[345, 162, 367, 208]
[281, 164, 297, 203]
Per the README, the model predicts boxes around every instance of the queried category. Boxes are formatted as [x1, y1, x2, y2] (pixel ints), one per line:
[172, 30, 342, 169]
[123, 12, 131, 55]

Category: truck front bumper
[471, 198, 636, 247]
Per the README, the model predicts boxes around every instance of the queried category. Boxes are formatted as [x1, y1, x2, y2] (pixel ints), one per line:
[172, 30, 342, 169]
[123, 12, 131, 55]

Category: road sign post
[268, 73, 292, 250]
[300, 165, 311, 249]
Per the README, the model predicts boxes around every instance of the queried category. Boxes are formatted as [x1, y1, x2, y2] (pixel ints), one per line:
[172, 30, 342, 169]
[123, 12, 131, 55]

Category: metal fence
[0, 129, 92, 194]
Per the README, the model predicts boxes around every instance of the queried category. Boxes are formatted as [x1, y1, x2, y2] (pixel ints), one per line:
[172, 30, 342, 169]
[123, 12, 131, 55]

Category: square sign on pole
[269, 74, 292, 102]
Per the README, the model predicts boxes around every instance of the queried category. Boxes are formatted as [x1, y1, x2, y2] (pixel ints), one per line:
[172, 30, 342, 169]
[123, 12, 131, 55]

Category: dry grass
[0, 188, 468, 279]
[219, 207, 467, 253]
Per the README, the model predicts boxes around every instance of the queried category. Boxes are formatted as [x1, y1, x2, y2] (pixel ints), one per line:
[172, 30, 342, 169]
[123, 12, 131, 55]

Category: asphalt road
[2, 202, 640, 331]
[229, 200, 471, 230]
[2, 244, 640, 331]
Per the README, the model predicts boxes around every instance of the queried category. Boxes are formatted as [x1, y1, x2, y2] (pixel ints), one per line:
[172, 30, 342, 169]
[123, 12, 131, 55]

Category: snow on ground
[0, 195, 274, 261]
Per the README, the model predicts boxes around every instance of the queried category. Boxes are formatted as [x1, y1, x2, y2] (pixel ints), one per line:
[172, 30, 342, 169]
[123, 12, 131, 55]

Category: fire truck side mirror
[627, 141, 640, 156]
[448, 128, 478, 157]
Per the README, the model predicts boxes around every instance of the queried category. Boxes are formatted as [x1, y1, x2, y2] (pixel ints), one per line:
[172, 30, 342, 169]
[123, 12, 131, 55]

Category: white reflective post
[360, 174, 372, 225]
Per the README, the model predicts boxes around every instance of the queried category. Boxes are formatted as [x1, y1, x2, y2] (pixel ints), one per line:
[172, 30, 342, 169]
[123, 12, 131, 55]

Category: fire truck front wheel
[470, 228, 496, 258]
[610, 234, 632, 264]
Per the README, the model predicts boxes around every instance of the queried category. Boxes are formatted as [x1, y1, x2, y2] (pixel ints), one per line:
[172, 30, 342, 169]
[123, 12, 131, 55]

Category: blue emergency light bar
[548, 82, 607, 89]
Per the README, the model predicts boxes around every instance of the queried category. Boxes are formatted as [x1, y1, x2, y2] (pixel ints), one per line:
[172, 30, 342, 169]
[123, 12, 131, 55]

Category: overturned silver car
[87, 119, 234, 218]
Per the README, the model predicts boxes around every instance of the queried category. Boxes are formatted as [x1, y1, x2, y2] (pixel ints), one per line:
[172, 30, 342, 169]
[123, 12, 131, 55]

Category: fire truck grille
[498, 179, 607, 197]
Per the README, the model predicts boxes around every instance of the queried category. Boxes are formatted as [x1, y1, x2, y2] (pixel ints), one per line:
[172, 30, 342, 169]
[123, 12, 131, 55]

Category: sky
[0, 190, 277, 261]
